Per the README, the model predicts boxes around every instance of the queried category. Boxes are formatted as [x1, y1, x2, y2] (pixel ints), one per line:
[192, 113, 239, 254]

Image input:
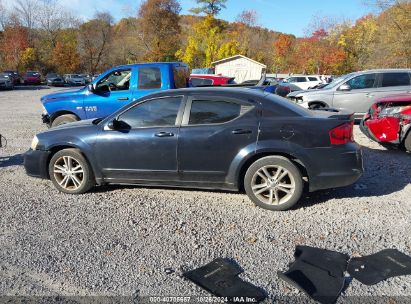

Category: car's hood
[42, 119, 97, 134]
[41, 88, 85, 104]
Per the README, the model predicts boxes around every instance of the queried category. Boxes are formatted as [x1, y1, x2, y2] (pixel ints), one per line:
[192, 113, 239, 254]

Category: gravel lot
[0, 87, 410, 303]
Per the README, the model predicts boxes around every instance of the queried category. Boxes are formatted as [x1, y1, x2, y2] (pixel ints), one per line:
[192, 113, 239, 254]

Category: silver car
[288, 69, 411, 118]
[64, 74, 86, 86]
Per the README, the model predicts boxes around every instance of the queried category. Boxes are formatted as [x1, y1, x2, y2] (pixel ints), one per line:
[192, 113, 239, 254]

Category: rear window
[191, 78, 213, 87]
[173, 65, 189, 88]
[381, 73, 411, 87]
[138, 67, 161, 89]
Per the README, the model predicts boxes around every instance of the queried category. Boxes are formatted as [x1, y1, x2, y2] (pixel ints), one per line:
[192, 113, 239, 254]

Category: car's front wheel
[49, 149, 95, 194]
[51, 114, 78, 127]
[244, 156, 304, 211]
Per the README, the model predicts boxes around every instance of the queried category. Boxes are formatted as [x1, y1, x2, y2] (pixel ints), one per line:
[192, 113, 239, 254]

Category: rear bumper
[308, 143, 363, 192]
[24, 149, 50, 179]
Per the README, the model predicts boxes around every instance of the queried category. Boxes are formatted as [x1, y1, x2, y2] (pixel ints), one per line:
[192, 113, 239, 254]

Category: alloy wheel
[251, 165, 296, 205]
[53, 156, 84, 190]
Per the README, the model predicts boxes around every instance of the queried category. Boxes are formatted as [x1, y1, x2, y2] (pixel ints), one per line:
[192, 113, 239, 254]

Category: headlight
[30, 136, 39, 150]
[41, 104, 48, 115]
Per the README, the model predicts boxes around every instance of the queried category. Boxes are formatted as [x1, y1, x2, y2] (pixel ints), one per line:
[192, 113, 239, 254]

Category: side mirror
[338, 84, 351, 91]
[105, 118, 119, 131]
[88, 84, 95, 92]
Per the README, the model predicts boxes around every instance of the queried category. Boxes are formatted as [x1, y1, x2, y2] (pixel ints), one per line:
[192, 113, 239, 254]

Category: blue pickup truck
[41, 62, 190, 127]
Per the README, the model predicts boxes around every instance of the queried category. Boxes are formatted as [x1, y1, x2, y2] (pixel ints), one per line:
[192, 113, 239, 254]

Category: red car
[23, 71, 42, 85]
[360, 94, 411, 152]
[189, 74, 235, 87]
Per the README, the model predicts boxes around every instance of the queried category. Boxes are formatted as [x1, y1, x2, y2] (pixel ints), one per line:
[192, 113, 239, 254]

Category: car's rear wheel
[244, 156, 304, 211]
[49, 149, 95, 194]
[404, 131, 411, 152]
[51, 114, 78, 127]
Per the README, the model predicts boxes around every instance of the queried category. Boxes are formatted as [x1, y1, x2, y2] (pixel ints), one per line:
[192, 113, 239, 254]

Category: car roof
[353, 68, 411, 74]
[146, 86, 266, 98]
[112, 62, 188, 70]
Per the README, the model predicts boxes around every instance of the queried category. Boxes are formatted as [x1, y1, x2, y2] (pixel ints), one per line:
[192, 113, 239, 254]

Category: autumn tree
[176, 15, 224, 67]
[110, 17, 145, 65]
[273, 34, 295, 72]
[0, 25, 29, 70]
[190, 0, 227, 16]
[51, 30, 80, 74]
[78, 12, 113, 74]
[37, 0, 76, 48]
[138, 0, 181, 62]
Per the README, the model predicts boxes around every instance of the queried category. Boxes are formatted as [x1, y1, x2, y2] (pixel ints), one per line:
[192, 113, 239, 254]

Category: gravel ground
[0, 87, 410, 303]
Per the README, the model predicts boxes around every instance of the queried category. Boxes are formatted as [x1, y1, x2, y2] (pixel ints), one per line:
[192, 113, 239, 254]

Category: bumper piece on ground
[278, 246, 349, 304]
[347, 249, 411, 286]
[183, 258, 266, 303]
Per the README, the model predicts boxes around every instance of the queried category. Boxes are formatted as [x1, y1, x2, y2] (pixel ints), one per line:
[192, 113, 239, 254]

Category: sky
[12, 0, 376, 37]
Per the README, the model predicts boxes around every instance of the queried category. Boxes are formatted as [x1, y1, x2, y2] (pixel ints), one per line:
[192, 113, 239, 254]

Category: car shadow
[0, 154, 24, 168]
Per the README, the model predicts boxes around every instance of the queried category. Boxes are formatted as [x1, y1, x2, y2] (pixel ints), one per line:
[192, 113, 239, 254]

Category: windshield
[27, 72, 39, 76]
[0, 73, 9, 78]
[322, 73, 355, 89]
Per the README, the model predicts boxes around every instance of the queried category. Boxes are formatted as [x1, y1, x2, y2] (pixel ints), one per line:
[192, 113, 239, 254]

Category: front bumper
[24, 149, 50, 179]
[308, 143, 363, 192]
[42, 113, 51, 125]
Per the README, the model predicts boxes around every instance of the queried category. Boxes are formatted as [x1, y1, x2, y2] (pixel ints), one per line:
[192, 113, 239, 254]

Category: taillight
[329, 121, 354, 145]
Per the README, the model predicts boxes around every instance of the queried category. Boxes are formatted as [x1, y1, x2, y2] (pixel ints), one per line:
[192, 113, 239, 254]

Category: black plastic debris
[183, 258, 266, 303]
[278, 246, 349, 304]
[347, 249, 411, 285]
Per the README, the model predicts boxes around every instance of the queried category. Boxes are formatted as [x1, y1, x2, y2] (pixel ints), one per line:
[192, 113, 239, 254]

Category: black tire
[309, 102, 327, 110]
[48, 148, 95, 194]
[51, 114, 78, 127]
[404, 131, 411, 153]
[244, 156, 304, 211]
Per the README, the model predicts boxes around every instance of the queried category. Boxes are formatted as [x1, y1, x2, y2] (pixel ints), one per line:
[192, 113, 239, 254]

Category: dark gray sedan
[0, 73, 14, 90]
[24, 88, 363, 211]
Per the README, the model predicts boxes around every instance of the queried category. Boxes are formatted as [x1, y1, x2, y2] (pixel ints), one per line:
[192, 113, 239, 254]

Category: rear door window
[308, 77, 318, 81]
[381, 73, 411, 87]
[296, 77, 307, 82]
[346, 74, 377, 90]
[138, 67, 162, 89]
[188, 100, 247, 125]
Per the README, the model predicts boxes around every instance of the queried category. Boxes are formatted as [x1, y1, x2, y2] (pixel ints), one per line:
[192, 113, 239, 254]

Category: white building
[211, 55, 267, 83]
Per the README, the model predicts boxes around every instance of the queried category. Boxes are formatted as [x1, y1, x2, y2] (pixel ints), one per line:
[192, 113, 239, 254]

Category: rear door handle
[232, 129, 252, 135]
[155, 132, 174, 138]
[117, 97, 129, 101]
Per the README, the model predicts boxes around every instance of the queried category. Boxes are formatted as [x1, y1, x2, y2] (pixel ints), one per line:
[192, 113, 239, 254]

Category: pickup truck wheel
[49, 149, 95, 194]
[404, 131, 411, 152]
[51, 114, 78, 127]
[244, 156, 303, 211]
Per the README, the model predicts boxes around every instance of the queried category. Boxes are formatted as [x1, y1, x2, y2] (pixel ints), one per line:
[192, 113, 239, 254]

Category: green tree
[190, 0, 227, 16]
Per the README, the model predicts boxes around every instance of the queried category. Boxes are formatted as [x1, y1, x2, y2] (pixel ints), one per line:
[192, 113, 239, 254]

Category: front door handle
[155, 132, 174, 138]
[232, 129, 252, 135]
[117, 97, 129, 101]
